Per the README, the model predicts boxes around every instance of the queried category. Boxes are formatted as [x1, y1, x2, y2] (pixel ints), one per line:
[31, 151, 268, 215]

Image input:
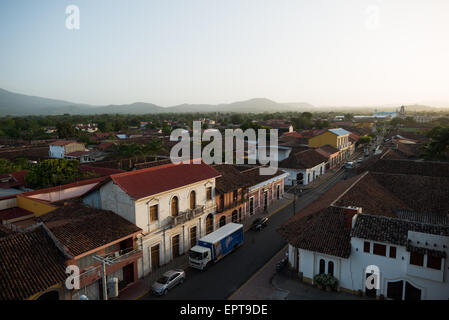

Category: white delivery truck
[189, 223, 244, 270]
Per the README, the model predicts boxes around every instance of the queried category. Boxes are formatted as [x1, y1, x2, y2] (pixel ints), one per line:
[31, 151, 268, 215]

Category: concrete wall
[49, 145, 64, 158]
[97, 178, 217, 278]
[288, 235, 449, 300]
[281, 162, 325, 186]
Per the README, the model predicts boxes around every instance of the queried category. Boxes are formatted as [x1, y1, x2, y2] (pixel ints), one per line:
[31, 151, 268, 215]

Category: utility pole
[93, 254, 115, 300]
[291, 179, 299, 216]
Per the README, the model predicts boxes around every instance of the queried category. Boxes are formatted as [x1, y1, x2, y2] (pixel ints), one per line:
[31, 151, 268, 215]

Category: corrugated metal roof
[329, 128, 351, 136]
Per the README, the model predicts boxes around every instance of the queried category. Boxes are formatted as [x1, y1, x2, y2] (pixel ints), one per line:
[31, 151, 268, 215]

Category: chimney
[345, 206, 362, 229]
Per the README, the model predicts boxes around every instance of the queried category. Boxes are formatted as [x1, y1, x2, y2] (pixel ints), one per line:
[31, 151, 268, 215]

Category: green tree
[56, 121, 75, 139]
[358, 135, 372, 145]
[423, 126, 449, 161]
[25, 159, 81, 189]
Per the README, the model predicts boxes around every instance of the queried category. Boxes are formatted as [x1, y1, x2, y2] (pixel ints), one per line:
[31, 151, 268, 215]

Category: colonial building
[279, 149, 327, 186]
[84, 161, 220, 278]
[278, 160, 449, 300]
[315, 145, 340, 170]
[38, 202, 142, 300]
[49, 140, 86, 159]
[238, 166, 287, 217]
[213, 164, 249, 229]
[307, 128, 355, 161]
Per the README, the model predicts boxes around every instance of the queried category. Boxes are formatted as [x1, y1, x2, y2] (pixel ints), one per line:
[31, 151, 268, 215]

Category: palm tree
[148, 138, 163, 161]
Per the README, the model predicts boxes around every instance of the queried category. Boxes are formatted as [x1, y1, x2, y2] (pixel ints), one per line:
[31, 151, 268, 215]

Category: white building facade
[286, 211, 449, 300]
[87, 162, 220, 278]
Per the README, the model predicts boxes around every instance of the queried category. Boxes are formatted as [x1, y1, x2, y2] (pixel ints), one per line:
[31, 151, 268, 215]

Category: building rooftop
[49, 140, 81, 146]
[328, 128, 352, 136]
[279, 149, 327, 169]
[110, 160, 221, 200]
[351, 213, 449, 248]
[278, 206, 352, 258]
[0, 225, 67, 300]
[38, 202, 142, 257]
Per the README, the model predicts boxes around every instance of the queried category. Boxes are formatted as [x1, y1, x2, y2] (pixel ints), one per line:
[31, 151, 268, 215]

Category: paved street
[141, 168, 348, 300]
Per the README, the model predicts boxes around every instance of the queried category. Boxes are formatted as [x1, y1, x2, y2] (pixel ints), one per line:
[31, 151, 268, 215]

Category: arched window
[319, 259, 325, 274]
[171, 196, 179, 217]
[328, 261, 334, 276]
[189, 191, 196, 210]
[219, 216, 226, 227]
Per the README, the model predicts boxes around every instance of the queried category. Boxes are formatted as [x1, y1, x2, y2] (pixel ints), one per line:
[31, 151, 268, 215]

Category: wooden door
[151, 244, 160, 271]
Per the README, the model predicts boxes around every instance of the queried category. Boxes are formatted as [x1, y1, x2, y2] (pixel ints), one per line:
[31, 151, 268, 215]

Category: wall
[49, 145, 64, 158]
[97, 178, 217, 278]
[289, 236, 449, 300]
[17, 195, 57, 216]
[280, 162, 325, 186]
[309, 131, 337, 148]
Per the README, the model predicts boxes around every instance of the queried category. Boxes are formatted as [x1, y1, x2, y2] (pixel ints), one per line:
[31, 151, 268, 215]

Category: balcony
[169, 205, 207, 227]
[78, 246, 143, 288]
[216, 195, 248, 213]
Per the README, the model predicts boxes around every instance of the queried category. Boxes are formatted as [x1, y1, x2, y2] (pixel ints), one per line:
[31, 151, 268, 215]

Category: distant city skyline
[1, 0, 449, 108]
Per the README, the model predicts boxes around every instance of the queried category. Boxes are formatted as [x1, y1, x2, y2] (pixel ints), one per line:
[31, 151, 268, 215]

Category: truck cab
[188, 245, 212, 270]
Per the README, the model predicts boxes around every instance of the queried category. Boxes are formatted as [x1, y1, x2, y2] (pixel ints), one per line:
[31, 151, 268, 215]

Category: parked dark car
[251, 217, 268, 231]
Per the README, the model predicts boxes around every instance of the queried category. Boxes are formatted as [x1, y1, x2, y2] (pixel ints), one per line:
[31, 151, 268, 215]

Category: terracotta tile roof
[395, 209, 449, 225]
[316, 145, 339, 157]
[65, 150, 92, 157]
[0, 225, 15, 238]
[110, 160, 221, 200]
[0, 207, 34, 222]
[297, 129, 327, 139]
[0, 225, 67, 300]
[212, 164, 250, 193]
[96, 142, 114, 150]
[380, 148, 406, 160]
[351, 214, 449, 247]
[359, 158, 449, 178]
[239, 166, 286, 187]
[50, 140, 81, 146]
[38, 202, 142, 257]
[283, 131, 302, 138]
[78, 165, 125, 176]
[279, 149, 327, 169]
[290, 173, 365, 219]
[349, 133, 359, 142]
[278, 206, 352, 258]
[10, 170, 27, 186]
[334, 172, 449, 217]
[134, 158, 172, 170]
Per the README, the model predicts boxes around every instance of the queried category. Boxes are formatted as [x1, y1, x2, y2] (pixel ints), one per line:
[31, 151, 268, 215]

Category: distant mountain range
[0, 88, 446, 116]
[0, 88, 313, 116]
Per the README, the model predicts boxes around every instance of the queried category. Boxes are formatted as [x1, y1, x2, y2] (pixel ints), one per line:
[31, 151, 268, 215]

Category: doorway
[150, 244, 160, 271]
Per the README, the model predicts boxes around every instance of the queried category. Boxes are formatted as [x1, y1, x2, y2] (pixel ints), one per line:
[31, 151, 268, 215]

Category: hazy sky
[1, 0, 449, 107]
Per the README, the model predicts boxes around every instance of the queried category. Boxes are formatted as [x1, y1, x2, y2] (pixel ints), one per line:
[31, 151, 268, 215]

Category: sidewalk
[230, 247, 367, 300]
[272, 272, 368, 300]
[116, 196, 293, 300]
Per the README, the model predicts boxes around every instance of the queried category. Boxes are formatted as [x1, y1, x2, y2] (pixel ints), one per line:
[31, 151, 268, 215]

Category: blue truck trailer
[189, 223, 243, 270]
